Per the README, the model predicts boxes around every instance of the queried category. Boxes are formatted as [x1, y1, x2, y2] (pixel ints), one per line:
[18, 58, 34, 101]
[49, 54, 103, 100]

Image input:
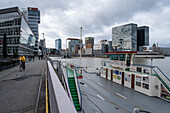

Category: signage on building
[28, 7, 38, 11]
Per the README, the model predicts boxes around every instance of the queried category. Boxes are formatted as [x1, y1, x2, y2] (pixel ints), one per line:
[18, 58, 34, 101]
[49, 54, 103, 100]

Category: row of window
[0, 18, 21, 27]
[0, 46, 18, 54]
[110, 54, 130, 61]
[136, 67, 150, 74]
[0, 27, 21, 36]
[103, 68, 150, 90]
[0, 37, 20, 45]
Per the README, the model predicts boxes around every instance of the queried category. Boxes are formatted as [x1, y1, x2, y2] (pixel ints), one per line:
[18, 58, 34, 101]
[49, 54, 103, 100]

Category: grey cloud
[0, 0, 170, 47]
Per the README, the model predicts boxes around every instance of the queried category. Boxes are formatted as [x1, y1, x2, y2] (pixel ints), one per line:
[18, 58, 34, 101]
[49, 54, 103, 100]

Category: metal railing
[47, 61, 77, 113]
[153, 66, 170, 92]
[75, 68, 83, 109]
[132, 64, 170, 92]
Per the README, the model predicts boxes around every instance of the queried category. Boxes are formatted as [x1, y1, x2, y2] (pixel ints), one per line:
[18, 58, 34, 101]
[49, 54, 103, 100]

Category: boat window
[110, 54, 118, 60]
[142, 83, 149, 89]
[126, 54, 131, 66]
[119, 54, 125, 61]
[137, 67, 142, 73]
[136, 76, 142, 87]
[136, 81, 141, 87]
[143, 69, 149, 74]
[136, 76, 141, 81]
[127, 54, 130, 60]
[143, 76, 149, 83]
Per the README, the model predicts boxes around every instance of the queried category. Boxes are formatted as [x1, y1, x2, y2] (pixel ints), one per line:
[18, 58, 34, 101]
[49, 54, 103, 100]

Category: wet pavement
[79, 72, 170, 113]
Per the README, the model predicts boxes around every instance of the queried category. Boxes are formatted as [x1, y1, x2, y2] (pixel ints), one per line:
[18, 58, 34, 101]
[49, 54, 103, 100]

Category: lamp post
[80, 27, 82, 68]
[42, 33, 46, 58]
[3, 33, 7, 59]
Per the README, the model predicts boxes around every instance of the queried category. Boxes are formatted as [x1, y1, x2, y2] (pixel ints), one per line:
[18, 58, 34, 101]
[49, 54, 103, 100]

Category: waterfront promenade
[0, 59, 46, 113]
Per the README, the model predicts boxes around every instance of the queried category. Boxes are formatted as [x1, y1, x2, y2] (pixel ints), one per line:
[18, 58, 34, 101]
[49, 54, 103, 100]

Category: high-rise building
[0, 7, 36, 56]
[85, 37, 94, 45]
[137, 26, 149, 51]
[108, 41, 113, 52]
[23, 7, 40, 55]
[68, 38, 80, 55]
[55, 38, 62, 50]
[112, 23, 137, 51]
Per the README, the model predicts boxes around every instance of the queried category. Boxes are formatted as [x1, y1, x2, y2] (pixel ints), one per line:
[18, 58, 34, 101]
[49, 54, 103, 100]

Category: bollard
[134, 108, 139, 113]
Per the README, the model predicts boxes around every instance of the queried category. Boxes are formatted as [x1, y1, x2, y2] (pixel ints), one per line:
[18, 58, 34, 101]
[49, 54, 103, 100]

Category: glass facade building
[112, 23, 137, 51]
[68, 39, 80, 54]
[0, 7, 35, 56]
[26, 7, 40, 55]
[85, 37, 94, 45]
[55, 38, 62, 50]
[137, 26, 149, 51]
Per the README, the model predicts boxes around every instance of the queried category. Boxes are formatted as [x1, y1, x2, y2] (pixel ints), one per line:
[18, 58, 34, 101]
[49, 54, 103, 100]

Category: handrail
[153, 70, 170, 92]
[53, 60, 71, 99]
[47, 61, 77, 113]
[75, 68, 83, 109]
[60, 62, 73, 100]
[132, 64, 156, 68]
[155, 66, 170, 82]
[65, 66, 74, 103]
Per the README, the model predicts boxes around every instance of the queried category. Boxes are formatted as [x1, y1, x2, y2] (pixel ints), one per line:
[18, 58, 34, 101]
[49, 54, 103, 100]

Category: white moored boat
[100, 51, 170, 100]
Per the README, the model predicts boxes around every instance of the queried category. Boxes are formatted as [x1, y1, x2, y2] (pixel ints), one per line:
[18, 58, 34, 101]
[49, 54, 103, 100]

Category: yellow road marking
[46, 79, 48, 113]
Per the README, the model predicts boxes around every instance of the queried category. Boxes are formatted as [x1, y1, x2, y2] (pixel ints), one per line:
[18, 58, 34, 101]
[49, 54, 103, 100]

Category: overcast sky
[1, 0, 170, 48]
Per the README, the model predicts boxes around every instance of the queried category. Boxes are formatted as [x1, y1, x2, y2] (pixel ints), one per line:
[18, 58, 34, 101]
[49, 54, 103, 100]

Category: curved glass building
[0, 7, 36, 56]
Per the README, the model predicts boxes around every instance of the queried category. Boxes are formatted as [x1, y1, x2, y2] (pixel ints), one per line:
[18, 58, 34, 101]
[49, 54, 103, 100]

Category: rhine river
[51, 57, 170, 79]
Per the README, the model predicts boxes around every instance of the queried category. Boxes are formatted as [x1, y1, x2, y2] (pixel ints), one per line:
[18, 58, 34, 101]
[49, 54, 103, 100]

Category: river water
[51, 57, 170, 79]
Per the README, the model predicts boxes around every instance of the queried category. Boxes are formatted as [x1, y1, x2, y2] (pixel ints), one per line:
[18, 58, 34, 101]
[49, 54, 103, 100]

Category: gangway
[66, 66, 82, 111]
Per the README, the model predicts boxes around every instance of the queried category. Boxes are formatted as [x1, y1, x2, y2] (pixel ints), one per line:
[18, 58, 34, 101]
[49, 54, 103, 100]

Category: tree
[3, 33, 7, 59]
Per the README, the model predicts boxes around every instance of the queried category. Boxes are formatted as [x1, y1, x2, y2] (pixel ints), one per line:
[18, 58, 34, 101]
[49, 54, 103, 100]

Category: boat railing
[60, 62, 73, 100]
[132, 64, 156, 68]
[153, 66, 170, 92]
[133, 64, 170, 92]
[47, 61, 77, 113]
[74, 68, 83, 110]
[54, 60, 72, 99]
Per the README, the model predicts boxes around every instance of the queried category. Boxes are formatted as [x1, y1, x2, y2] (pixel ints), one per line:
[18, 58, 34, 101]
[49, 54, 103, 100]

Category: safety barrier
[47, 61, 77, 113]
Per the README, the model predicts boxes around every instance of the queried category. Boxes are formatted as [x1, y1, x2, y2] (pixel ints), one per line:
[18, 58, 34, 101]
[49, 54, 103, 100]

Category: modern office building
[137, 26, 149, 51]
[85, 37, 94, 45]
[68, 38, 80, 55]
[108, 41, 113, 52]
[0, 7, 36, 56]
[93, 40, 109, 55]
[23, 7, 40, 55]
[112, 23, 149, 51]
[55, 38, 62, 50]
[112, 23, 137, 51]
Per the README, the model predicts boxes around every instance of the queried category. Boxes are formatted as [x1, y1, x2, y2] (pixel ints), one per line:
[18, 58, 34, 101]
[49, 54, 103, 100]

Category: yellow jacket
[19, 56, 26, 62]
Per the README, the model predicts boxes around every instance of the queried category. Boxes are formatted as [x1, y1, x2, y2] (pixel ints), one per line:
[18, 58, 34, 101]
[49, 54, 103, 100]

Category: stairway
[68, 77, 81, 111]
[153, 67, 170, 92]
